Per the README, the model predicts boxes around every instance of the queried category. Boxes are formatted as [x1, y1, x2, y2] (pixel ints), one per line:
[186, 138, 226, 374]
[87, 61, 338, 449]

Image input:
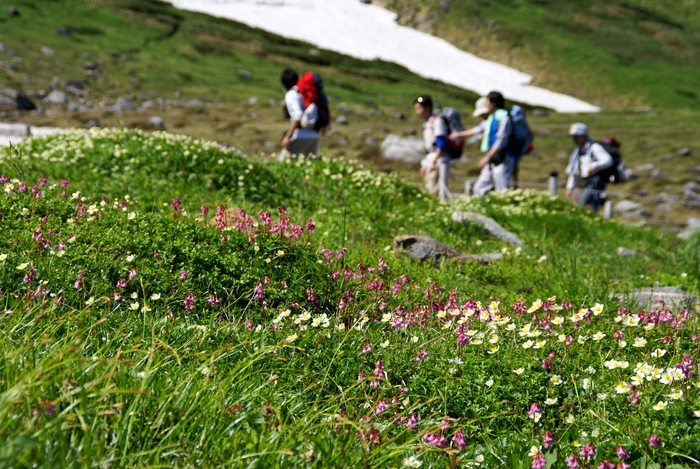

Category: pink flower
[579, 443, 595, 458]
[180, 270, 188, 280]
[532, 453, 546, 469]
[170, 198, 182, 212]
[565, 455, 580, 468]
[543, 430, 555, 449]
[208, 295, 220, 307]
[423, 433, 447, 448]
[306, 286, 316, 302]
[253, 283, 264, 301]
[183, 292, 196, 311]
[116, 279, 126, 288]
[374, 360, 386, 379]
[452, 429, 467, 450]
[201, 205, 209, 218]
[528, 402, 541, 416]
[245, 320, 253, 331]
[305, 218, 315, 233]
[597, 462, 615, 469]
[61, 179, 69, 188]
[647, 434, 662, 448]
[375, 399, 389, 415]
[361, 343, 372, 354]
[39, 178, 48, 187]
[405, 413, 420, 432]
[129, 269, 137, 280]
[615, 446, 630, 460]
[277, 206, 287, 215]
[542, 359, 552, 371]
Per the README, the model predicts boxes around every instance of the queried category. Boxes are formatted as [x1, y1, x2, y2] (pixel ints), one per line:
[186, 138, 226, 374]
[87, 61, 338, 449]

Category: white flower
[528, 446, 542, 457]
[150, 293, 161, 300]
[0, 254, 7, 261]
[550, 375, 562, 386]
[512, 368, 524, 375]
[254, 324, 262, 332]
[668, 389, 683, 400]
[277, 250, 284, 257]
[651, 348, 667, 358]
[126, 254, 135, 262]
[130, 292, 138, 299]
[130, 302, 140, 311]
[16, 262, 28, 270]
[402, 456, 422, 468]
[286, 333, 298, 342]
[615, 382, 630, 394]
[141, 305, 151, 312]
[85, 297, 96, 306]
[485, 379, 494, 387]
[592, 332, 606, 341]
[522, 340, 534, 349]
[545, 398, 558, 405]
[537, 255, 547, 264]
[381, 313, 392, 322]
[411, 336, 419, 343]
[565, 414, 575, 424]
[592, 303, 604, 316]
[652, 401, 668, 411]
[380, 340, 390, 348]
[633, 337, 647, 348]
[582, 378, 593, 390]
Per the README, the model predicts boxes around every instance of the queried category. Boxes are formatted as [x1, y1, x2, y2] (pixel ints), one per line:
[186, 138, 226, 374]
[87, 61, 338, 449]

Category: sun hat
[568, 123, 589, 136]
[473, 97, 489, 117]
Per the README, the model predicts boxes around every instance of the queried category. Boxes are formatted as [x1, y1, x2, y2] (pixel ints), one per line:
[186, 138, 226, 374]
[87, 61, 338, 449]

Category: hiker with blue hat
[565, 123, 615, 211]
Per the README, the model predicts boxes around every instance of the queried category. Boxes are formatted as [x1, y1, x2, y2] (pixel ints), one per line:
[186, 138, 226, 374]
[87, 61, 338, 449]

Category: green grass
[2, 130, 700, 467]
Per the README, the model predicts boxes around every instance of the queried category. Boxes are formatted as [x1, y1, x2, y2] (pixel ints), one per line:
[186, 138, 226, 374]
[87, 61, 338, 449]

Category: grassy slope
[1, 130, 700, 467]
[382, 0, 700, 110]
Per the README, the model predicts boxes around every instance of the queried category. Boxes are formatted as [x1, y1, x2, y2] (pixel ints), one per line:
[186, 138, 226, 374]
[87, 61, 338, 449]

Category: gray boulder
[438, 0, 451, 12]
[394, 234, 502, 265]
[113, 97, 132, 112]
[148, 116, 165, 129]
[334, 116, 349, 125]
[650, 169, 665, 180]
[40, 46, 55, 56]
[239, 70, 253, 79]
[622, 168, 638, 181]
[379, 134, 424, 163]
[616, 247, 637, 257]
[678, 217, 700, 240]
[84, 119, 100, 129]
[614, 200, 651, 218]
[43, 90, 67, 104]
[6, 7, 19, 16]
[615, 287, 698, 310]
[635, 163, 654, 171]
[678, 148, 692, 157]
[451, 211, 525, 247]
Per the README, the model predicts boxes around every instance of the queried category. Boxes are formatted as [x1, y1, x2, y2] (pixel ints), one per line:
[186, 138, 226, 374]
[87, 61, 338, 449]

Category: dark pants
[578, 174, 607, 211]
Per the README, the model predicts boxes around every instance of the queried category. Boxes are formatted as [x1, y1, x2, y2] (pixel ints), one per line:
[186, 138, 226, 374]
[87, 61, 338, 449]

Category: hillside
[378, 0, 700, 111]
[2, 129, 700, 467]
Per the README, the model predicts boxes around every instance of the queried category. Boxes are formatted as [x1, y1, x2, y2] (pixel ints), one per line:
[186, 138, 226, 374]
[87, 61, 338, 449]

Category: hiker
[564, 123, 614, 211]
[472, 91, 516, 196]
[415, 95, 450, 199]
[279, 68, 319, 160]
[448, 96, 490, 142]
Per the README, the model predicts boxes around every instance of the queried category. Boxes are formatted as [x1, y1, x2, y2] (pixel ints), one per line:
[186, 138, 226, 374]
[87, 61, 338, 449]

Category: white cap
[473, 97, 490, 117]
[568, 123, 589, 136]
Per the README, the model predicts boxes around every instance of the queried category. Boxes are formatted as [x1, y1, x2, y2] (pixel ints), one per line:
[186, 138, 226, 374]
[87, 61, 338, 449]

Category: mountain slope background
[0, 0, 699, 225]
[377, 0, 700, 110]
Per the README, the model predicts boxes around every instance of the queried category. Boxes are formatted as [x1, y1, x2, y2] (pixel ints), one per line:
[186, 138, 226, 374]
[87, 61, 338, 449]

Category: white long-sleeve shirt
[565, 139, 614, 190]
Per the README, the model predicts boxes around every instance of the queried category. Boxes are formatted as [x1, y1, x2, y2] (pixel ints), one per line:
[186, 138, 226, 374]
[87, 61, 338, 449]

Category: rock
[533, 109, 549, 117]
[67, 102, 80, 112]
[83, 62, 97, 70]
[537, 128, 551, 137]
[654, 203, 672, 212]
[394, 234, 502, 265]
[379, 134, 424, 163]
[682, 183, 700, 206]
[635, 163, 654, 171]
[682, 182, 700, 193]
[678, 217, 700, 239]
[57, 26, 72, 36]
[66, 79, 87, 90]
[653, 192, 673, 204]
[391, 112, 406, 120]
[557, 152, 568, 159]
[264, 141, 276, 149]
[113, 97, 132, 112]
[148, 116, 165, 129]
[0, 123, 30, 137]
[66, 85, 84, 96]
[359, 0, 371, 3]
[239, 70, 253, 79]
[365, 137, 378, 146]
[183, 99, 203, 109]
[84, 119, 100, 129]
[650, 169, 665, 180]
[335, 137, 349, 146]
[613, 200, 651, 218]
[5, 6, 19, 16]
[438, 0, 451, 12]
[615, 287, 698, 310]
[248, 96, 258, 105]
[43, 90, 67, 104]
[334, 116, 349, 125]
[16, 93, 36, 111]
[622, 168, 638, 181]
[678, 148, 692, 157]
[40, 46, 55, 56]
[451, 211, 525, 247]
[616, 247, 637, 256]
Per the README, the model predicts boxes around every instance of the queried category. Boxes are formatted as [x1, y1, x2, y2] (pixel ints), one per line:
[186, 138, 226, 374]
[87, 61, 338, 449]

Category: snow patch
[165, 0, 599, 113]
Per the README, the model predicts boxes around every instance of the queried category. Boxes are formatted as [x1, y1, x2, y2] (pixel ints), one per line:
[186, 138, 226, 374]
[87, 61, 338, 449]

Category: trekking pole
[603, 201, 614, 219]
[438, 161, 449, 201]
[548, 172, 558, 197]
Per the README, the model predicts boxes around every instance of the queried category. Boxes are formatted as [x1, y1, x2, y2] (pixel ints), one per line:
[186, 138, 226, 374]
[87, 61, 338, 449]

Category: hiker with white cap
[448, 96, 490, 142]
[565, 123, 614, 211]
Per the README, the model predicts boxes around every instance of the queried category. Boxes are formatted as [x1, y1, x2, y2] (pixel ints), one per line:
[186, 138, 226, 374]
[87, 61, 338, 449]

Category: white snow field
[165, 0, 599, 113]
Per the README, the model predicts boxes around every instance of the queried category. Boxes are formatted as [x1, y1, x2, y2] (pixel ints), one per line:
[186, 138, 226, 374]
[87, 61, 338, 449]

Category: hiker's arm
[449, 121, 485, 140]
[589, 144, 614, 174]
[281, 120, 301, 150]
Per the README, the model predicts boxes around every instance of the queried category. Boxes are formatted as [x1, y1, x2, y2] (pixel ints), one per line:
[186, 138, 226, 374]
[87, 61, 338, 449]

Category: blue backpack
[507, 106, 534, 156]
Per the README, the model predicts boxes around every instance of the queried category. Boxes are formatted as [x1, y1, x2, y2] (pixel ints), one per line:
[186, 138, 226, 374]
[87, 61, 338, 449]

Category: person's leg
[288, 138, 318, 159]
[511, 158, 519, 189]
[578, 175, 604, 211]
[424, 165, 440, 196]
[437, 157, 451, 200]
[473, 164, 494, 197]
[492, 156, 514, 192]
